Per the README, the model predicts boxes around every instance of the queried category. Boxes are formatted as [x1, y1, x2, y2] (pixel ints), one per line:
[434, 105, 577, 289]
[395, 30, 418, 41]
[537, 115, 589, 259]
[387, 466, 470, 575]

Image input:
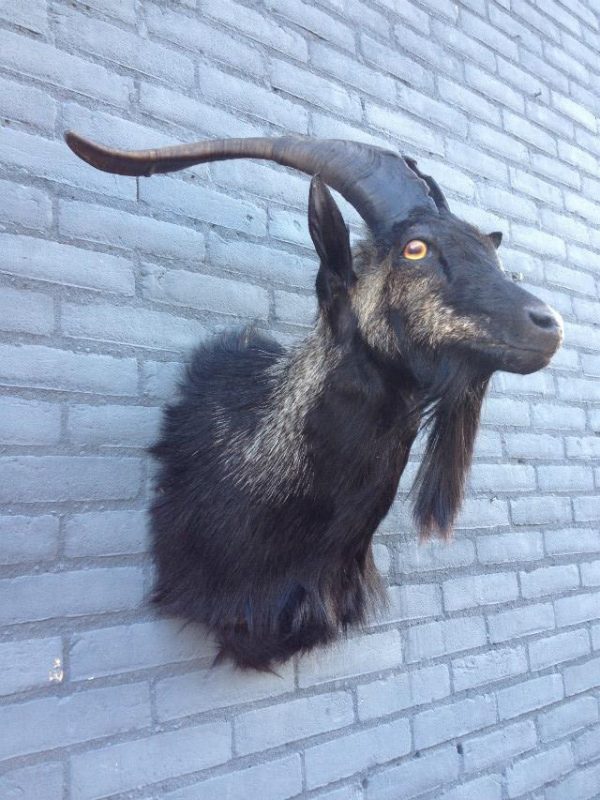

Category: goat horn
[64, 132, 441, 237]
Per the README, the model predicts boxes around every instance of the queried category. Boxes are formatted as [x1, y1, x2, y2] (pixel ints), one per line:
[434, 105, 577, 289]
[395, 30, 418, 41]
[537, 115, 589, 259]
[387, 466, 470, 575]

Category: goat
[65, 133, 563, 670]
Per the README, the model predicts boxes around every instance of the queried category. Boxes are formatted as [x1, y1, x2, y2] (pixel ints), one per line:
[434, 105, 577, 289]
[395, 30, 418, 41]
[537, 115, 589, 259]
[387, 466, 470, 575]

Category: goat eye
[403, 240, 428, 260]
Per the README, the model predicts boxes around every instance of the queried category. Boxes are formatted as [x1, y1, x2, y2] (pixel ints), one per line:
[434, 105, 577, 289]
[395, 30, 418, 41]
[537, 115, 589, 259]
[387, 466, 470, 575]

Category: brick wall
[1, 1, 599, 798]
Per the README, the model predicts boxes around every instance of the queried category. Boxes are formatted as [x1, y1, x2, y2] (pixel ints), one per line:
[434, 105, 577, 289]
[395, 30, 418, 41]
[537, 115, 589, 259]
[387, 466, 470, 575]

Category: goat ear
[308, 176, 355, 329]
[488, 231, 503, 249]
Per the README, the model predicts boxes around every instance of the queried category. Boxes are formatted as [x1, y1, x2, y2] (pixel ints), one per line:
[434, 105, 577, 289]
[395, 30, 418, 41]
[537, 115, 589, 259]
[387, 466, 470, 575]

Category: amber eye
[403, 240, 428, 260]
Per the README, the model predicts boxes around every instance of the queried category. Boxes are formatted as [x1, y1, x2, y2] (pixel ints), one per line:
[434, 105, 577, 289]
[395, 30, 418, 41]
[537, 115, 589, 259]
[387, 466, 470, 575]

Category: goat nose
[527, 307, 561, 332]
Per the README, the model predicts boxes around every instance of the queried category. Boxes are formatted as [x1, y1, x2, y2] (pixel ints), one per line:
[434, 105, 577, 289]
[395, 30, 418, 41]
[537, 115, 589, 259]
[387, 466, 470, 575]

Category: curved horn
[64, 132, 439, 238]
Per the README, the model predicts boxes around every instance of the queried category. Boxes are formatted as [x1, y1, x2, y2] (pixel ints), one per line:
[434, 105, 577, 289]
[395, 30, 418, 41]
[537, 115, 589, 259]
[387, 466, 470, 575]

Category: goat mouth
[474, 338, 558, 374]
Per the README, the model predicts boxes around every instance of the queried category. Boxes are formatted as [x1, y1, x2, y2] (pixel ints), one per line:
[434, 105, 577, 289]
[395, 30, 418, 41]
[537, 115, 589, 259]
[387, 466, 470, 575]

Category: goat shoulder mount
[65, 132, 563, 670]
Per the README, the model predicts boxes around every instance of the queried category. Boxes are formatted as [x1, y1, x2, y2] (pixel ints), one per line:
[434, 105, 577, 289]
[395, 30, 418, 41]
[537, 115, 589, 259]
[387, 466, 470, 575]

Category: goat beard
[411, 359, 491, 540]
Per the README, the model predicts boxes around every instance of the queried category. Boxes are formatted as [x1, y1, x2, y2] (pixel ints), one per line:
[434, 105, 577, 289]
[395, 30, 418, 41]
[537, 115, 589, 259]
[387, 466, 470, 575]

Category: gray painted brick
[274, 289, 316, 326]
[532, 402, 586, 430]
[529, 629, 591, 671]
[466, 65, 525, 113]
[0, 683, 150, 761]
[504, 111, 558, 154]
[236, 691, 354, 755]
[0, 762, 63, 800]
[209, 235, 315, 290]
[305, 718, 411, 789]
[0, 286, 54, 334]
[511, 495, 572, 526]
[555, 592, 600, 628]
[392, 23, 461, 78]
[488, 602, 555, 643]
[438, 775, 502, 800]
[477, 532, 544, 564]
[446, 140, 508, 182]
[59, 200, 205, 262]
[386, 583, 441, 622]
[62, 301, 206, 351]
[581, 560, 600, 585]
[506, 743, 574, 798]
[162, 755, 303, 800]
[312, 42, 396, 104]
[395, 537, 475, 572]
[314, 785, 363, 800]
[70, 619, 213, 680]
[0, 637, 62, 697]
[505, 433, 564, 459]
[365, 101, 444, 155]
[0, 514, 58, 565]
[397, 84, 468, 137]
[0, 397, 61, 446]
[139, 176, 267, 236]
[462, 719, 537, 772]
[144, 4, 266, 77]
[0, 567, 144, 625]
[414, 694, 497, 749]
[0, 179, 52, 230]
[470, 463, 536, 493]
[539, 464, 594, 492]
[0, 28, 133, 107]
[0, 73, 56, 131]
[461, 10, 519, 58]
[139, 83, 263, 138]
[443, 572, 519, 611]
[65, 510, 148, 557]
[56, 7, 194, 87]
[572, 298, 600, 325]
[520, 564, 580, 598]
[211, 160, 309, 209]
[0, 343, 138, 396]
[547, 761, 600, 800]
[482, 397, 531, 427]
[71, 722, 231, 800]
[299, 630, 403, 687]
[575, 497, 600, 523]
[452, 646, 528, 692]
[574, 726, 600, 765]
[204, 0, 308, 60]
[360, 34, 434, 93]
[272, 59, 362, 119]
[545, 528, 600, 556]
[564, 655, 600, 696]
[497, 674, 564, 720]
[142, 359, 182, 400]
[68, 404, 161, 449]
[198, 63, 308, 131]
[365, 747, 459, 800]
[431, 18, 495, 70]
[455, 497, 510, 530]
[156, 661, 294, 720]
[0, 0, 47, 34]
[357, 663, 451, 720]
[406, 616, 487, 661]
[81, 0, 136, 23]
[268, 0, 355, 51]
[539, 696, 598, 742]
[0, 455, 143, 504]
[532, 151, 581, 187]
[0, 234, 135, 295]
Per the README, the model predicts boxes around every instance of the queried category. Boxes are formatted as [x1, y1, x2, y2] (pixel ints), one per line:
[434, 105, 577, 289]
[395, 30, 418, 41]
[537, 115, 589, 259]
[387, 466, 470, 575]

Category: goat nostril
[528, 309, 558, 331]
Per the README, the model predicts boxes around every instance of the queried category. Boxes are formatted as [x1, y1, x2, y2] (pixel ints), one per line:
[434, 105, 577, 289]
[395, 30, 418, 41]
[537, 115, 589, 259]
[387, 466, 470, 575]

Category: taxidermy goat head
[66, 133, 563, 669]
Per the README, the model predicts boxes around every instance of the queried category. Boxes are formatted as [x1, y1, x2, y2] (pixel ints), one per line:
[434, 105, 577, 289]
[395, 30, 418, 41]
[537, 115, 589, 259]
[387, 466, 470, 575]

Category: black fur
[150, 176, 562, 670]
